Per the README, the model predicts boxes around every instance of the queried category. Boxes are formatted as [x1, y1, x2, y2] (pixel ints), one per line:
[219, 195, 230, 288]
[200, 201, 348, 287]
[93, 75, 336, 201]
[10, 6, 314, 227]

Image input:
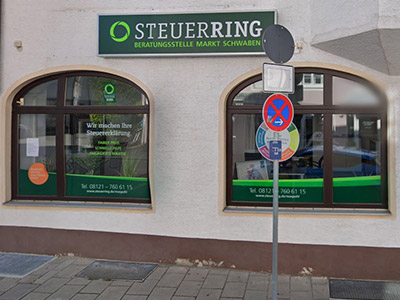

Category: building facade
[1, 0, 400, 280]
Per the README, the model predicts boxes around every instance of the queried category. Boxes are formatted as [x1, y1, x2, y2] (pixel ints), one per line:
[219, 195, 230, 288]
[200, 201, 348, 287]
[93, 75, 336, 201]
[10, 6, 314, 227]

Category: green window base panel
[18, 170, 150, 200]
[232, 176, 382, 204]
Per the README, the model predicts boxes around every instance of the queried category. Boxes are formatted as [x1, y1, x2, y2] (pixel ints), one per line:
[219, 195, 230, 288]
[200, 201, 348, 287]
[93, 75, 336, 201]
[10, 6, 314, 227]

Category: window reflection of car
[280, 146, 380, 178]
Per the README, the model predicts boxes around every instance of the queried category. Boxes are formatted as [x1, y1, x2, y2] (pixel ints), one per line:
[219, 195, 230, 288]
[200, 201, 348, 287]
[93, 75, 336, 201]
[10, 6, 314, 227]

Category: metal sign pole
[261, 22, 295, 300]
[271, 131, 279, 300]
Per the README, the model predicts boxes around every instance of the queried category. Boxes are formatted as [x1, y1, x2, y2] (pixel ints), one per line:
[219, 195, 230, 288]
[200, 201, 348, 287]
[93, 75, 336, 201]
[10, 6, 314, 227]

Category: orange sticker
[28, 163, 49, 185]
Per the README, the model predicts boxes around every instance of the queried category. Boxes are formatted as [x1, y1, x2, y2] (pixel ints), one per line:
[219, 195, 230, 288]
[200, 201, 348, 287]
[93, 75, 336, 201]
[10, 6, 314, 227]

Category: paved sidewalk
[0, 256, 330, 300]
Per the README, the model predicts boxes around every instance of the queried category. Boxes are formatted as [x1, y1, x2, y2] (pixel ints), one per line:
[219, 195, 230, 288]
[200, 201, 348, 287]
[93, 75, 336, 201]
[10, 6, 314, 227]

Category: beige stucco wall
[0, 0, 399, 248]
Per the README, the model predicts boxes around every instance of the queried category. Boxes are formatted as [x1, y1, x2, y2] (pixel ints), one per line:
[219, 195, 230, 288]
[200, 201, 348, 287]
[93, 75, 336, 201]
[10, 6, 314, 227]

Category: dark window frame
[12, 71, 151, 204]
[226, 67, 387, 209]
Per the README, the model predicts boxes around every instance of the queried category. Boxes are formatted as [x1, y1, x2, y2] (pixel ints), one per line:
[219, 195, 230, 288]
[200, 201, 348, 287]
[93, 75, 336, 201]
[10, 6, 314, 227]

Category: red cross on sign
[262, 93, 294, 132]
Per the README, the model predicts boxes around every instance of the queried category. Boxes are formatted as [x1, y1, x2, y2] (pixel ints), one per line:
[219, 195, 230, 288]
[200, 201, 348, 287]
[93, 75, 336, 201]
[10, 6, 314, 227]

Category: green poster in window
[65, 113, 149, 200]
[104, 83, 116, 103]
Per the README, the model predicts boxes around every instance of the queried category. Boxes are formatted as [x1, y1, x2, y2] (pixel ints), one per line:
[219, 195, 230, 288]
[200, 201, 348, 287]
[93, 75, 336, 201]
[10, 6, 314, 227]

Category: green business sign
[98, 11, 276, 56]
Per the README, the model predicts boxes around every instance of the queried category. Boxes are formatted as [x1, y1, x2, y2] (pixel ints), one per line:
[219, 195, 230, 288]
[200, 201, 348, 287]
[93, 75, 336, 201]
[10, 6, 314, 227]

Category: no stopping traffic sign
[262, 93, 294, 132]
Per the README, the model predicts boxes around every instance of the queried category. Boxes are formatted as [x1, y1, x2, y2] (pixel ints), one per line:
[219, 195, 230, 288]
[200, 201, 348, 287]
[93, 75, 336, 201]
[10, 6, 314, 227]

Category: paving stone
[34, 270, 59, 284]
[21, 293, 51, 300]
[56, 264, 87, 278]
[172, 297, 195, 300]
[96, 285, 130, 300]
[208, 269, 229, 275]
[46, 258, 64, 264]
[249, 273, 270, 280]
[19, 275, 40, 284]
[0, 278, 20, 292]
[290, 276, 311, 291]
[201, 274, 227, 289]
[311, 277, 328, 285]
[148, 287, 176, 300]
[111, 280, 134, 287]
[157, 273, 185, 287]
[221, 282, 246, 298]
[34, 277, 70, 293]
[127, 279, 158, 295]
[196, 289, 222, 300]
[46, 285, 83, 300]
[53, 259, 77, 271]
[70, 295, 97, 300]
[244, 289, 268, 300]
[166, 266, 189, 274]
[0, 283, 38, 300]
[227, 271, 249, 283]
[312, 282, 329, 298]
[268, 283, 290, 299]
[66, 278, 92, 286]
[184, 268, 208, 281]
[175, 281, 202, 297]
[247, 275, 269, 290]
[31, 263, 58, 277]
[277, 275, 290, 284]
[146, 267, 168, 280]
[37, 259, 59, 269]
[122, 296, 148, 300]
[49, 257, 69, 264]
[79, 280, 111, 294]
[290, 290, 312, 300]
[72, 258, 95, 266]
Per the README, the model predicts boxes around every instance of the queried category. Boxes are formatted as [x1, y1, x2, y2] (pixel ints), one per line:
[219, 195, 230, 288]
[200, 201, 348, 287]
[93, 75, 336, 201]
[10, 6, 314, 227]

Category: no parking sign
[262, 93, 293, 132]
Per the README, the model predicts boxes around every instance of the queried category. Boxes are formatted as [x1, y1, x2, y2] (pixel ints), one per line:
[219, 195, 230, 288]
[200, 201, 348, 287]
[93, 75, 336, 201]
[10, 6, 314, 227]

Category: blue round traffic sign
[262, 94, 294, 132]
[256, 122, 299, 162]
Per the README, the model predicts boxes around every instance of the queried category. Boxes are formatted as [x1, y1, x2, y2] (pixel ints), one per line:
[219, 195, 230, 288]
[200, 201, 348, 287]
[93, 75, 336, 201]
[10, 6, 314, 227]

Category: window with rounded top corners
[12, 71, 151, 204]
[226, 68, 387, 209]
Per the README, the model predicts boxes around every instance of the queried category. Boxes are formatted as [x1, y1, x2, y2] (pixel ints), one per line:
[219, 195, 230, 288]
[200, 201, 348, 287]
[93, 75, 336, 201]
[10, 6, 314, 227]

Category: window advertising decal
[65, 114, 149, 199]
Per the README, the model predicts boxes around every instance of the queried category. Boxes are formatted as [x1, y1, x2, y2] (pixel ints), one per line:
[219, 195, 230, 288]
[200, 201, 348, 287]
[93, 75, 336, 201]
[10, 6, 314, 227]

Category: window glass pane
[289, 73, 323, 106]
[232, 114, 268, 175]
[333, 77, 380, 106]
[231, 113, 324, 204]
[315, 74, 322, 84]
[65, 113, 149, 200]
[280, 114, 324, 179]
[66, 76, 148, 106]
[231, 73, 323, 107]
[18, 114, 57, 195]
[18, 80, 57, 106]
[332, 114, 382, 204]
[232, 81, 269, 106]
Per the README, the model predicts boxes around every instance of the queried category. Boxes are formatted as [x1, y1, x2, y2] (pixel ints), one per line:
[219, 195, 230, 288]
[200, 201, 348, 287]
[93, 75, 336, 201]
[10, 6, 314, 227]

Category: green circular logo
[104, 83, 115, 95]
[109, 21, 131, 42]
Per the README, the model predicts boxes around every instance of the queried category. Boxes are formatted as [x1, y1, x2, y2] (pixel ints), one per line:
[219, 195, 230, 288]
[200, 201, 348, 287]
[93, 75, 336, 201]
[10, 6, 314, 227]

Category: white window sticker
[26, 138, 39, 157]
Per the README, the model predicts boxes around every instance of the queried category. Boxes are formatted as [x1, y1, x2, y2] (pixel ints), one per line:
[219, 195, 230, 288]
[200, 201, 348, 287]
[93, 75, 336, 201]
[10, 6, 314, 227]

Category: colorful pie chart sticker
[256, 122, 300, 162]
[28, 163, 49, 185]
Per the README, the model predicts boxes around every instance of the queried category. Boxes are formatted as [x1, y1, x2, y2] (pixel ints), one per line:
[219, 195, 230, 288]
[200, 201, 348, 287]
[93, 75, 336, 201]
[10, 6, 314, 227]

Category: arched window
[226, 68, 387, 208]
[12, 71, 150, 203]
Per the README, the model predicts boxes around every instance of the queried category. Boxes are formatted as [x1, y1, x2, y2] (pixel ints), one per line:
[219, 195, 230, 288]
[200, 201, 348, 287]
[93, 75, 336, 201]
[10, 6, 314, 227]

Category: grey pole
[271, 131, 279, 300]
